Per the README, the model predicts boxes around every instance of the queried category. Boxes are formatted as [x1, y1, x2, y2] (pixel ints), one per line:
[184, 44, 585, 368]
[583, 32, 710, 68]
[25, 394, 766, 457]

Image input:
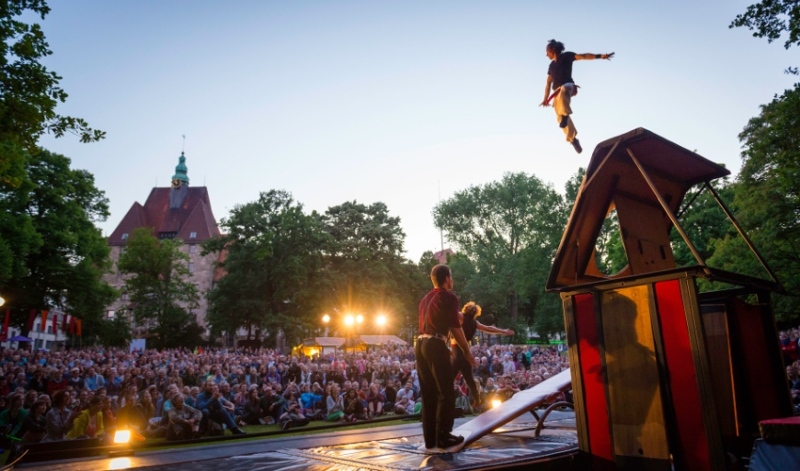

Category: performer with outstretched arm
[540, 39, 614, 154]
[452, 301, 514, 411]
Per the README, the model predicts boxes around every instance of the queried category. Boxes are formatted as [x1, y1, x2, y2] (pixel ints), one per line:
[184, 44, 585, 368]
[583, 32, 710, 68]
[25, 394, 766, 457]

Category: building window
[48, 325, 53, 334]
[121, 233, 128, 240]
[120, 246, 126, 256]
[188, 261, 195, 274]
[122, 292, 128, 302]
[35, 322, 40, 332]
[108, 310, 115, 319]
[189, 244, 196, 254]
[189, 231, 197, 239]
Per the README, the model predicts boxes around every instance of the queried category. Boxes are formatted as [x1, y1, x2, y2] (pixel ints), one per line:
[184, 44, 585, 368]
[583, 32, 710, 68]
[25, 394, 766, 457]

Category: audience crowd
[0, 342, 569, 445]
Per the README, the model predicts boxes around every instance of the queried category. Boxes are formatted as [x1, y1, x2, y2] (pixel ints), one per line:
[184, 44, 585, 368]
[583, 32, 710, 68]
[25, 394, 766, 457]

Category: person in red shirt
[416, 264, 476, 451]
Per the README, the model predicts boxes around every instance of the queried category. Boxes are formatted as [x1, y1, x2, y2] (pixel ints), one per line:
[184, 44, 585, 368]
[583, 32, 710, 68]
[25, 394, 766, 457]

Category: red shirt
[418, 288, 461, 337]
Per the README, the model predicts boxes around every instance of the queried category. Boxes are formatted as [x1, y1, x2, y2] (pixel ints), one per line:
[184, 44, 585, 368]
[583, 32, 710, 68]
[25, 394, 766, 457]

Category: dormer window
[121, 233, 128, 241]
[189, 232, 197, 239]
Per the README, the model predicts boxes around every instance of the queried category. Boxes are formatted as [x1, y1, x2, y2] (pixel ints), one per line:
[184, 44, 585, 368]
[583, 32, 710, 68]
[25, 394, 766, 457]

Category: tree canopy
[433, 172, 568, 338]
[0, 148, 115, 343]
[118, 228, 203, 348]
[1, 0, 104, 188]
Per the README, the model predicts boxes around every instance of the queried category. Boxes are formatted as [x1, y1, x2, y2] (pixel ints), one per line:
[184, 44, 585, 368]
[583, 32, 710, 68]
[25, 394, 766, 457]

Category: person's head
[462, 302, 482, 319]
[88, 396, 102, 414]
[52, 389, 69, 408]
[31, 399, 47, 416]
[546, 39, 564, 59]
[172, 393, 185, 408]
[430, 264, 452, 289]
[9, 393, 23, 410]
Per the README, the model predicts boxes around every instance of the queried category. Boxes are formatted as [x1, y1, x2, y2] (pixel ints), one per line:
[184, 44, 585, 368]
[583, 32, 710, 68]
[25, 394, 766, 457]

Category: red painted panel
[732, 299, 784, 423]
[654, 280, 711, 471]
[574, 293, 613, 461]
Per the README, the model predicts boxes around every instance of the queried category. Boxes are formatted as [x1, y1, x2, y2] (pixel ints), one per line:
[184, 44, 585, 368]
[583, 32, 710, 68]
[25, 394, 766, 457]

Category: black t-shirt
[462, 315, 477, 342]
[548, 51, 576, 90]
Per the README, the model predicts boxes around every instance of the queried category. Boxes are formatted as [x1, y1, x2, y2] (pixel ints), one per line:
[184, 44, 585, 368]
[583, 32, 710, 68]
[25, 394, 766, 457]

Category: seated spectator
[343, 388, 366, 422]
[46, 369, 67, 396]
[66, 396, 104, 440]
[394, 382, 415, 415]
[20, 399, 47, 443]
[83, 367, 105, 392]
[279, 401, 309, 431]
[259, 385, 284, 424]
[366, 384, 384, 419]
[0, 394, 28, 445]
[166, 393, 203, 441]
[196, 382, 245, 436]
[325, 385, 344, 422]
[43, 389, 71, 442]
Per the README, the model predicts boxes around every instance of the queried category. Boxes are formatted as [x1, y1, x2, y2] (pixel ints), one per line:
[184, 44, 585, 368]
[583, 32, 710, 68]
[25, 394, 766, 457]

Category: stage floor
[18, 410, 577, 471]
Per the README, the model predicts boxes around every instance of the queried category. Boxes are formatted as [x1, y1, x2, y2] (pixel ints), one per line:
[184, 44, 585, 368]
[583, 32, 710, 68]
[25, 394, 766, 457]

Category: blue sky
[35, 1, 797, 261]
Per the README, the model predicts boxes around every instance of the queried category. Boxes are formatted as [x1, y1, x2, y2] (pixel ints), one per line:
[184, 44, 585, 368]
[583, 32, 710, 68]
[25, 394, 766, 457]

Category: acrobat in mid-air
[540, 39, 614, 154]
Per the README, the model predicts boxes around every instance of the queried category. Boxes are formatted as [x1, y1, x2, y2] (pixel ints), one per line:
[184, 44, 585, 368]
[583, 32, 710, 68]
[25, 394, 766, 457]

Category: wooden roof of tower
[547, 128, 731, 290]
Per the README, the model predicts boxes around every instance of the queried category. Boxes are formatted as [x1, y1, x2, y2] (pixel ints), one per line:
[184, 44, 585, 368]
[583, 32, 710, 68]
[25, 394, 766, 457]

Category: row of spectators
[0, 342, 568, 444]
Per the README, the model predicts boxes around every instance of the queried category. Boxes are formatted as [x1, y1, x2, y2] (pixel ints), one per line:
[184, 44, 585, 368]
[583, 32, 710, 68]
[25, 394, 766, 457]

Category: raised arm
[574, 52, 615, 61]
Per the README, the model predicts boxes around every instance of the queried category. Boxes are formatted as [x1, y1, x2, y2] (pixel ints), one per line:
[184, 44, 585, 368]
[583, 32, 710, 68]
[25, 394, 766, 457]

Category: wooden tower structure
[546, 128, 793, 470]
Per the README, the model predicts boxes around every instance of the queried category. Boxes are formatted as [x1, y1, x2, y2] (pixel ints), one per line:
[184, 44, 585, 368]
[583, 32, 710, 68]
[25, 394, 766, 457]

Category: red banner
[41, 310, 48, 333]
[70, 316, 76, 334]
[1, 310, 8, 339]
[76, 319, 82, 337]
[26, 309, 36, 332]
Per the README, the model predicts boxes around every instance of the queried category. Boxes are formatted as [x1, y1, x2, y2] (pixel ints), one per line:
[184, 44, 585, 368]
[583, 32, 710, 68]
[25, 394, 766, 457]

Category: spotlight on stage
[114, 429, 131, 444]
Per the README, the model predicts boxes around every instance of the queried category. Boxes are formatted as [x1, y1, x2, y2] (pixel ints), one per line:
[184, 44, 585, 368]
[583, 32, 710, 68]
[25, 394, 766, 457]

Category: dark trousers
[415, 337, 455, 448]
[453, 348, 480, 405]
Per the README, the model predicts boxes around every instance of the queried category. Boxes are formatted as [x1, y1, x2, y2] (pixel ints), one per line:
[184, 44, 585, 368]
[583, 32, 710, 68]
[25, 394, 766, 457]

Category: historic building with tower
[103, 153, 221, 336]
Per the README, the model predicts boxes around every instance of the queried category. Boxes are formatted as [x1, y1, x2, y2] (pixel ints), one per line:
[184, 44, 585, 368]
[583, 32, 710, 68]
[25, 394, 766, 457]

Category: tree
[0, 149, 115, 343]
[731, 0, 800, 73]
[118, 228, 203, 348]
[1, 0, 104, 188]
[433, 172, 568, 336]
[709, 84, 800, 323]
[319, 201, 414, 338]
[204, 190, 327, 348]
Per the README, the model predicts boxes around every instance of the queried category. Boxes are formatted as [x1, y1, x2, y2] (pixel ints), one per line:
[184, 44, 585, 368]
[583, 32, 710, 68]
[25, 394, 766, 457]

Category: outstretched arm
[476, 322, 514, 336]
[574, 52, 615, 61]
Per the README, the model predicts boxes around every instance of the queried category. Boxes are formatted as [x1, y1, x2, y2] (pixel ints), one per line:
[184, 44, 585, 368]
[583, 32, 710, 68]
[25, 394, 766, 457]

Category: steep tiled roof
[108, 187, 220, 246]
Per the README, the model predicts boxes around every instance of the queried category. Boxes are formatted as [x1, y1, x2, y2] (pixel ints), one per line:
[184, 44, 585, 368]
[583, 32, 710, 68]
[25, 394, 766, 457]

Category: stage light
[376, 314, 387, 326]
[108, 457, 132, 469]
[344, 314, 354, 326]
[114, 429, 131, 444]
[322, 314, 330, 324]
[491, 398, 502, 409]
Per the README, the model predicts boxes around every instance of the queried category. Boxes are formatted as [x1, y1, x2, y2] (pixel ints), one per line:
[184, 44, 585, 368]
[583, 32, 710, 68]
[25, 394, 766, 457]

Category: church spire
[171, 152, 190, 188]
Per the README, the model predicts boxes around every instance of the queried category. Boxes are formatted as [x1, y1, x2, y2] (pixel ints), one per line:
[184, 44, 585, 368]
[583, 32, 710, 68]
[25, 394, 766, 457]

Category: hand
[539, 100, 550, 107]
[506, 329, 515, 336]
[606, 52, 615, 60]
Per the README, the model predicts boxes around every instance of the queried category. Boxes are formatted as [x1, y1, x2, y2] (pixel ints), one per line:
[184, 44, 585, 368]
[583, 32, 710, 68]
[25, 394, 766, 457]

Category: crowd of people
[0, 341, 569, 446]
[779, 328, 800, 413]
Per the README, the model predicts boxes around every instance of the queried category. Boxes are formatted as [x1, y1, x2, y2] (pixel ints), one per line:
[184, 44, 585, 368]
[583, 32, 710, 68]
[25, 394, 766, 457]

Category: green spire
[171, 152, 190, 185]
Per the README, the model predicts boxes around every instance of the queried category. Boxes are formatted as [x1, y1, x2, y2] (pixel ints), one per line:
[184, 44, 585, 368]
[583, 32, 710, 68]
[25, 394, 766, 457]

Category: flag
[1, 310, 8, 339]
[76, 319, 82, 337]
[70, 316, 76, 334]
[41, 310, 48, 333]
[26, 309, 36, 332]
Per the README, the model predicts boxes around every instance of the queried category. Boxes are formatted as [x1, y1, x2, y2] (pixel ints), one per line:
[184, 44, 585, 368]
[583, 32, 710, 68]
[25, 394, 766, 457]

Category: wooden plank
[601, 286, 669, 460]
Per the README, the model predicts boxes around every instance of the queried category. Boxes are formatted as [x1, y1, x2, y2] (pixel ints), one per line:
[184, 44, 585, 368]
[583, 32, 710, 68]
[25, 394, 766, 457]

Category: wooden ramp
[447, 368, 573, 452]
